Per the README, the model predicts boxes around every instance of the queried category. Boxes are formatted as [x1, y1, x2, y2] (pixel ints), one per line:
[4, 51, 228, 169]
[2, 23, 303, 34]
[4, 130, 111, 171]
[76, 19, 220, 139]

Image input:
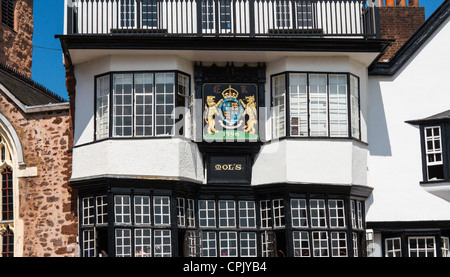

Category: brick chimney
[378, 0, 425, 62]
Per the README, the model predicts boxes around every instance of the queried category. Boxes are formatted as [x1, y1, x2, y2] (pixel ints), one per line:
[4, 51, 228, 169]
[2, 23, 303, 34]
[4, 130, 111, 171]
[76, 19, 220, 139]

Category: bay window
[95, 71, 190, 140]
[272, 72, 360, 140]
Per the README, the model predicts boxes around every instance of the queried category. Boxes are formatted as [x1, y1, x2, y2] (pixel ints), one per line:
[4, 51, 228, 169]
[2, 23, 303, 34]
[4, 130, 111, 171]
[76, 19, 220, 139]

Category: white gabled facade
[367, 1, 450, 257]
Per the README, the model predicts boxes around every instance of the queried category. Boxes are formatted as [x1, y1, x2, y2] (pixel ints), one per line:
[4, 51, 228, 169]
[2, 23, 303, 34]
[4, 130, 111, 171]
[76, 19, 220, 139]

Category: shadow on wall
[368, 80, 392, 157]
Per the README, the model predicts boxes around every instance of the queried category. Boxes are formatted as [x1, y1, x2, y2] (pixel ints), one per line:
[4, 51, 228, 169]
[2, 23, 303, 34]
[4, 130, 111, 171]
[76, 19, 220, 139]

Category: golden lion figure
[240, 95, 257, 134]
[204, 96, 223, 134]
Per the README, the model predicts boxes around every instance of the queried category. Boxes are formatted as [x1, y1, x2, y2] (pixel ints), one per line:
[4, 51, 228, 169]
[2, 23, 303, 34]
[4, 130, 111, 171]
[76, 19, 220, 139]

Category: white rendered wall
[71, 137, 204, 182]
[367, 18, 450, 222]
[252, 55, 369, 186]
[72, 52, 371, 187]
[71, 54, 201, 182]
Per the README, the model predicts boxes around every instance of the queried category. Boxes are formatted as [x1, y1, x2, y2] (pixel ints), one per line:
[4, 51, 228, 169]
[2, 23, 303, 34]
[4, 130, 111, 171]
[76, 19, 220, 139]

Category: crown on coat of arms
[222, 86, 239, 99]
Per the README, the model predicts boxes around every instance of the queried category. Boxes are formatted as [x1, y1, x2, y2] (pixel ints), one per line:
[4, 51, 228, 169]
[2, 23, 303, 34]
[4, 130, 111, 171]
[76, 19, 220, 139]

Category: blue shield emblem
[219, 97, 244, 126]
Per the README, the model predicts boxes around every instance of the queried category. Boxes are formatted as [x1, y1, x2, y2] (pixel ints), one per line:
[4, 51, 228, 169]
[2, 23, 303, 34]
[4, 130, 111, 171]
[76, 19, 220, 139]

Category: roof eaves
[369, 0, 450, 76]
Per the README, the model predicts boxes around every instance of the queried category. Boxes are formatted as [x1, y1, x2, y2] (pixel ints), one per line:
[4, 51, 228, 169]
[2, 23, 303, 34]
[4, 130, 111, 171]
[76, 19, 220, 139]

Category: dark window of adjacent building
[1, 0, 15, 29]
[417, 123, 449, 182]
[424, 126, 445, 181]
[407, 112, 450, 183]
[1, 168, 13, 221]
[383, 235, 450, 257]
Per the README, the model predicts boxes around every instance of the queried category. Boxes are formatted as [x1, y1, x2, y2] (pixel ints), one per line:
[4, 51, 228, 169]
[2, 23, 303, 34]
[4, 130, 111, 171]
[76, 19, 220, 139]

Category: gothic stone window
[1, 0, 15, 29]
[0, 135, 13, 257]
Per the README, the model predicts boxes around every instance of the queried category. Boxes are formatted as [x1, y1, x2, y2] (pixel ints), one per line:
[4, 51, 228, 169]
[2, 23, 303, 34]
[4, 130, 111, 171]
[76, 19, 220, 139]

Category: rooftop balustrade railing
[64, 0, 379, 38]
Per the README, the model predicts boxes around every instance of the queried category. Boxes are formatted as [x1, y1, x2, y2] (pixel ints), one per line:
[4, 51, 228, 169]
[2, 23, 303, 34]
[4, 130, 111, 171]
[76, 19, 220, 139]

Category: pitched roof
[0, 61, 67, 106]
[406, 109, 450, 125]
[369, 0, 450, 76]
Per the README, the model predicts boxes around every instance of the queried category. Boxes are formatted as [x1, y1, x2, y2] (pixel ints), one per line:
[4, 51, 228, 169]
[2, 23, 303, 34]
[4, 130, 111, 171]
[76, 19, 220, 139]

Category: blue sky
[31, 0, 446, 100]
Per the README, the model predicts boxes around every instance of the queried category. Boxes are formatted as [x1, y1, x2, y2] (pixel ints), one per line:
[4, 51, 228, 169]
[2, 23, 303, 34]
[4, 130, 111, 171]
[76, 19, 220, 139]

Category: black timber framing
[56, 35, 392, 65]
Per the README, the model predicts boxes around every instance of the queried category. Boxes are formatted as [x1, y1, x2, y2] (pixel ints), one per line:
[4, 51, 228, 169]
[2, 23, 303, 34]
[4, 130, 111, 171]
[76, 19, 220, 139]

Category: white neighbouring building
[366, 0, 450, 257]
[56, 0, 449, 257]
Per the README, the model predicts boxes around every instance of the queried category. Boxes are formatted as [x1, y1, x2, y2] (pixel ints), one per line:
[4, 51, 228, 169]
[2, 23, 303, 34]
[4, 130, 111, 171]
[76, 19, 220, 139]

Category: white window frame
[289, 73, 308, 137]
[238, 201, 256, 228]
[350, 75, 360, 139]
[291, 199, 308, 227]
[329, 74, 348, 137]
[141, 0, 159, 29]
[97, 71, 189, 139]
[134, 73, 154, 137]
[115, 228, 132, 257]
[134, 196, 151, 225]
[219, 231, 238, 257]
[113, 74, 134, 137]
[275, 0, 293, 29]
[114, 195, 132, 225]
[134, 228, 152, 257]
[187, 199, 196, 228]
[82, 197, 95, 226]
[201, 0, 234, 34]
[442, 237, 449, 257]
[96, 195, 108, 225]
[240, 232, 257, 257]
[328, 199, 346, 228]
[260, 200, 272, 229]
[312, 231, 329, 257]
[331, 232, 347, 257]
[272, 72, 360, 140]
[408, 236, 436, 257]
[272, 199, 285, 228]
[96, 75, 110, 140]
[353, 232, 359, 257]
[82, 229, 96, 257]
[272, 74, 286, 139]
[120, 0, 137, 28]
[154, 229, 172, 257]
[153, 196, 171, 226]
[218, 200, 236, 228]
[357, 201, 363, 229]
[202, 231, 217, 257]
[120, 0, 160, 29]
[309, 74, 328, 137]
[296, 1, 313, 29]
[385, 237, 402, 257]
[177, 198, 186, 227]
[424, 126, 443, 180]
[310, 199, 326, 228]
[261, 231, 276, 257]
[199, 200, 216, 228]
[292, 231, 310, 257]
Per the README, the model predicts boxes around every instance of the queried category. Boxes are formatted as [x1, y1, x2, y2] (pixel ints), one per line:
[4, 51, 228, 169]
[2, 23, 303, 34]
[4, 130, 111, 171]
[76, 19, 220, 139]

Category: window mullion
[285, 73, 290, 138]
[326, 75, 330, 138]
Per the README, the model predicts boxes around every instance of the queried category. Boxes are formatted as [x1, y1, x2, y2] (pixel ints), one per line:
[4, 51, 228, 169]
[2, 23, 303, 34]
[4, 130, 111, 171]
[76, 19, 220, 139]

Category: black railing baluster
[67, 0, 378, 38]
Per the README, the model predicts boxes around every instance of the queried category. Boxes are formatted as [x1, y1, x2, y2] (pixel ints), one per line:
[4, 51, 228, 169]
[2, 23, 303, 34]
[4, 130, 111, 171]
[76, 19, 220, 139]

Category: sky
[31, 0, 446, 100]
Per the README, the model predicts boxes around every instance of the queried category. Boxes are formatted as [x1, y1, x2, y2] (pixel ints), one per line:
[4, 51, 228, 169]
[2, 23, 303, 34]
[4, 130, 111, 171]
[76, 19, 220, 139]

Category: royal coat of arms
[203, 84, 258, 141]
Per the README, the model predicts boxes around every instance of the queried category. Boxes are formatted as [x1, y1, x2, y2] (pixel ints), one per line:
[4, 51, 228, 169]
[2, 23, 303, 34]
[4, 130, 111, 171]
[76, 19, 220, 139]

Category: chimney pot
[386, 0, 395, 6]
[409, 0, 419, 7]
[396, 0, 407, 6]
